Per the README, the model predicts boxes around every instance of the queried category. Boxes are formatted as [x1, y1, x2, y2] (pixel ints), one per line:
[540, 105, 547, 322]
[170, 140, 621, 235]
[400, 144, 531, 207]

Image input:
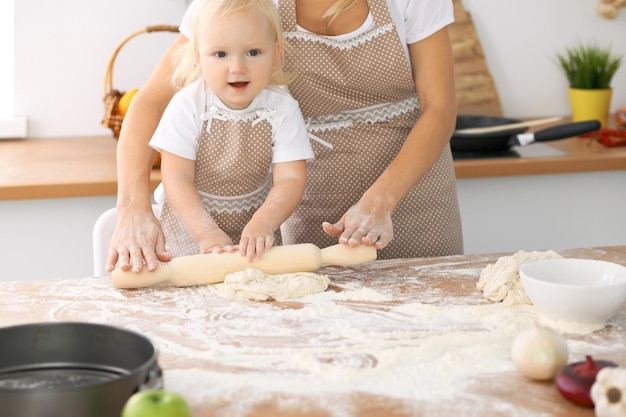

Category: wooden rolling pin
[112, 243, 377, 289]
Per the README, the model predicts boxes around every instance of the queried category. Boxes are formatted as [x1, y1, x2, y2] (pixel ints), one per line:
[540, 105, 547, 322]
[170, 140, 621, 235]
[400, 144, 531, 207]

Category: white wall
[460, 0, 626, 118]
[14, 0, 189, 137]
[13, 0, 626, 137]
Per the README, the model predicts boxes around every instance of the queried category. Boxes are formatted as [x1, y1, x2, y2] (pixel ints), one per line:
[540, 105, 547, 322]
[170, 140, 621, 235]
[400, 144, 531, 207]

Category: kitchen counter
[0, 133, 625, 200]
[1, 246, 624, 416]
[454, 135, 626, 178]
[0, 136, 162, 201]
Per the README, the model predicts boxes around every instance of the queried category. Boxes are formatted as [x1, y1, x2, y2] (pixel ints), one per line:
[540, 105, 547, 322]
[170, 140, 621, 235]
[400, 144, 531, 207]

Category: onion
[556, 356, 618, 408]
[510, 324, 569, 381]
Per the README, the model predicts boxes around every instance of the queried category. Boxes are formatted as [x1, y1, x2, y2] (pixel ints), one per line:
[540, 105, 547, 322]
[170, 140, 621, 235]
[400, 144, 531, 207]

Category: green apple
[121, 390, 193, 417]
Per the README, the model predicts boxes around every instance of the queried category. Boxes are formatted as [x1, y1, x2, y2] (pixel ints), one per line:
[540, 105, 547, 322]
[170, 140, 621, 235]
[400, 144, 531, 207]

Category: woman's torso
[277, 0, 463, 258]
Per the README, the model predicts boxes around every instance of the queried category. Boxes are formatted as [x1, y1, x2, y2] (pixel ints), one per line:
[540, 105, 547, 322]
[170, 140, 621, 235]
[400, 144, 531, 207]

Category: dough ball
[477, 250, 562, 305]
[214, 268, 330, 301]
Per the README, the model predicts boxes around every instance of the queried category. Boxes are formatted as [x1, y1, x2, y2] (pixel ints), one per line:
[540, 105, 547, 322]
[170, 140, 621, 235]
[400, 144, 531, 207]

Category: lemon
[118, 88, 139, 116]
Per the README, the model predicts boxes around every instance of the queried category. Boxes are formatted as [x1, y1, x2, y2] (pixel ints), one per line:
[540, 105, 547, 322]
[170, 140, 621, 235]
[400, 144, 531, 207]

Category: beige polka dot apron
[160, 106, 280, 258]
[278, 0, 463, 259]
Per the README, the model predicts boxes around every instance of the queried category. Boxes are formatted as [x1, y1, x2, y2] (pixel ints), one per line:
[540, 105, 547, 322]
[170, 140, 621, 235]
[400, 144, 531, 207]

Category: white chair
[92, 205, 161, 277]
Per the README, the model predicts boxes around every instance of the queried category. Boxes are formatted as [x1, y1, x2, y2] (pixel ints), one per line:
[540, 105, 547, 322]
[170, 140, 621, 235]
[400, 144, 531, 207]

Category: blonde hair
[172, 0, 293, 89]
[323, 0, 360, 27]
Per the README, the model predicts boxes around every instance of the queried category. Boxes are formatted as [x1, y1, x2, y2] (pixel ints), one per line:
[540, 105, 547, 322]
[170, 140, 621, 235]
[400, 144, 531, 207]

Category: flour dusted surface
[1, 247, 624, 417]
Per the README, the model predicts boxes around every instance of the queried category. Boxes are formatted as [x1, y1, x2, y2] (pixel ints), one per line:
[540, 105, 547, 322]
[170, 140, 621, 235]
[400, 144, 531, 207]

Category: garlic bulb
[511, 324, 569, 381]
[591, 366, 626, 417]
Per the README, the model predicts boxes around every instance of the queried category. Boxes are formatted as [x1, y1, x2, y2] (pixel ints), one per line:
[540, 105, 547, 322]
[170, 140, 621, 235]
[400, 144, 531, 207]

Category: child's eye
[248, 49, 261, 57]
[215, 51, 226, 58]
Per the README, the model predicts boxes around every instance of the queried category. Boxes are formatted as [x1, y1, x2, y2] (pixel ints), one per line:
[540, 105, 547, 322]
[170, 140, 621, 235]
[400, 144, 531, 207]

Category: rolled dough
[214, 268, 330, 301]
[477, 250, 562, 305]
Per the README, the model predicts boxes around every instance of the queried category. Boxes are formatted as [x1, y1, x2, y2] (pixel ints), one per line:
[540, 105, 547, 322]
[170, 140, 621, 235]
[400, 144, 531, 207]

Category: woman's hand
[239, 221, 275, 260]
[106, 208, 171, 273]
[322, 198, 394, 250]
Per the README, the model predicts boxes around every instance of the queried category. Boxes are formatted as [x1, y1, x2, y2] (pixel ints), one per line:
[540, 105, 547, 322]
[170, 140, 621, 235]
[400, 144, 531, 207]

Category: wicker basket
[101, 25, 179, 139]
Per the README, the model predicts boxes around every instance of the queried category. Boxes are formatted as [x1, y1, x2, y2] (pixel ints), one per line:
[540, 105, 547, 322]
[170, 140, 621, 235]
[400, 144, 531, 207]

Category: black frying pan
[451, 116, 601, 153]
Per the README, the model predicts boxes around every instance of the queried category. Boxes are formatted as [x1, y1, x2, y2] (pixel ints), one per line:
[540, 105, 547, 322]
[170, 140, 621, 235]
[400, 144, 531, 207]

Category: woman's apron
[159, 105, 280, 258]
[278, 0, 463, 259]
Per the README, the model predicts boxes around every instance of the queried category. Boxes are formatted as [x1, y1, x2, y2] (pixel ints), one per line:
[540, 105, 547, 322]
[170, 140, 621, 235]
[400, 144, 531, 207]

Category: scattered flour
[477, 250, 562, 305]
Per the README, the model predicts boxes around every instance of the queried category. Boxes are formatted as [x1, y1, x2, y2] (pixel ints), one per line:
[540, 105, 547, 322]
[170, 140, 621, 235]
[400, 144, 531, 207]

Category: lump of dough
[477, 250, 562, 305]
[214, 268, 330, 301]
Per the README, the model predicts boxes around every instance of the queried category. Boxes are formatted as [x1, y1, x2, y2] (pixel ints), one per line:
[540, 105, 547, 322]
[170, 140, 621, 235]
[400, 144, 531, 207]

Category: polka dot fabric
[281, 0, 415, 118]
[160, 116, 280, 258]
[195, 121, 271, 196]
[279, 0, 463, 259]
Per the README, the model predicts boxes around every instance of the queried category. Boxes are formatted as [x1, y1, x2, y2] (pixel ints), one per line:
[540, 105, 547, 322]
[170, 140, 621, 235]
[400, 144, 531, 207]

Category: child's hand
[198, 228, 237, 254]
[239, 222, 274, 261]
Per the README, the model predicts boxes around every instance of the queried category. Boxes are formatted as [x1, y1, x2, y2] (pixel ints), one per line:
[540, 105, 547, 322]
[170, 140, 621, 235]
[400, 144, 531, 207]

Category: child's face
[196, 9, 280, 110]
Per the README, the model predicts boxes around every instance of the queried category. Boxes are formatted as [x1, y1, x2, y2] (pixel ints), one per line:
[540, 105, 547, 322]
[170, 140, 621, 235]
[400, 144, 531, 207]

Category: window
[0, 0, 27, 139]
[0, 0, 14, 119]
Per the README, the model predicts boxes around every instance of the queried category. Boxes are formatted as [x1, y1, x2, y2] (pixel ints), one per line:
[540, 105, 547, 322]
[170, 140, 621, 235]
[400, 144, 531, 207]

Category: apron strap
[278, 0, 297, 32]
[200, 105, 227, 133]
[368, 0, 393, 27]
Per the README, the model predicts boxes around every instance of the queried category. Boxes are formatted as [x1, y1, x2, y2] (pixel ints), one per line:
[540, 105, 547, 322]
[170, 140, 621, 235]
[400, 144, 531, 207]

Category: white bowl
[519, 258, 626, 324]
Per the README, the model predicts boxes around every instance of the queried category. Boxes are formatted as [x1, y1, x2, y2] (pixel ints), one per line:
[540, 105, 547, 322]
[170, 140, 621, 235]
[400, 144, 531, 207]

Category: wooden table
[1, 246, 625, 416]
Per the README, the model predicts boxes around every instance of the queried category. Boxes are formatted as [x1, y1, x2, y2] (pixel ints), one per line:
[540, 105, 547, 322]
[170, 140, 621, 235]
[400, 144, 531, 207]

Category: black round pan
[451, 115, 601, 153]
[0, 322, 162, 417]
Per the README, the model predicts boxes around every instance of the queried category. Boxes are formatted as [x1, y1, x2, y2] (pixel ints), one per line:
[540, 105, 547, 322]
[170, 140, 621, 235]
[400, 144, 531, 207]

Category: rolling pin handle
[320, 244, 377, 266]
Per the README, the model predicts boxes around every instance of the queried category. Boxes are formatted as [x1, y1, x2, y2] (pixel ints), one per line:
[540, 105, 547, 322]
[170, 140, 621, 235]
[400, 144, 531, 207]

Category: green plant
[556, 42, 622, 89]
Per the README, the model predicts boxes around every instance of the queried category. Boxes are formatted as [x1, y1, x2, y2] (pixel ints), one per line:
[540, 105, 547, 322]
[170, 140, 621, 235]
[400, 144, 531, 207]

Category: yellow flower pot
[568, 88, 612, 129]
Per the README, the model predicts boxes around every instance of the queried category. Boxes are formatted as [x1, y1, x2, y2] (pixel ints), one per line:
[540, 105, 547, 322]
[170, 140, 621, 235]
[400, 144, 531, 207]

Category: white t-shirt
[149, 79, 314, 164]
[179, 0, 455, 64]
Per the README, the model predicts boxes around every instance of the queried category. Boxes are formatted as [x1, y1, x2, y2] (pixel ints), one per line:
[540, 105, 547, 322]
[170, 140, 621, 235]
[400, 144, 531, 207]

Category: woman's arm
[106, 33, 189, 273]
[322, 27, 457, 248]
[239, 160, 307, 260]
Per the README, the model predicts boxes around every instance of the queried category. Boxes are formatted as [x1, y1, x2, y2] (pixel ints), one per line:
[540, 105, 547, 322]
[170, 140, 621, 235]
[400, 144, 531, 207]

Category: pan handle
[139, 361, 164, 391]
[532, 120, 601, 142]
[508, 120, 601, 146]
